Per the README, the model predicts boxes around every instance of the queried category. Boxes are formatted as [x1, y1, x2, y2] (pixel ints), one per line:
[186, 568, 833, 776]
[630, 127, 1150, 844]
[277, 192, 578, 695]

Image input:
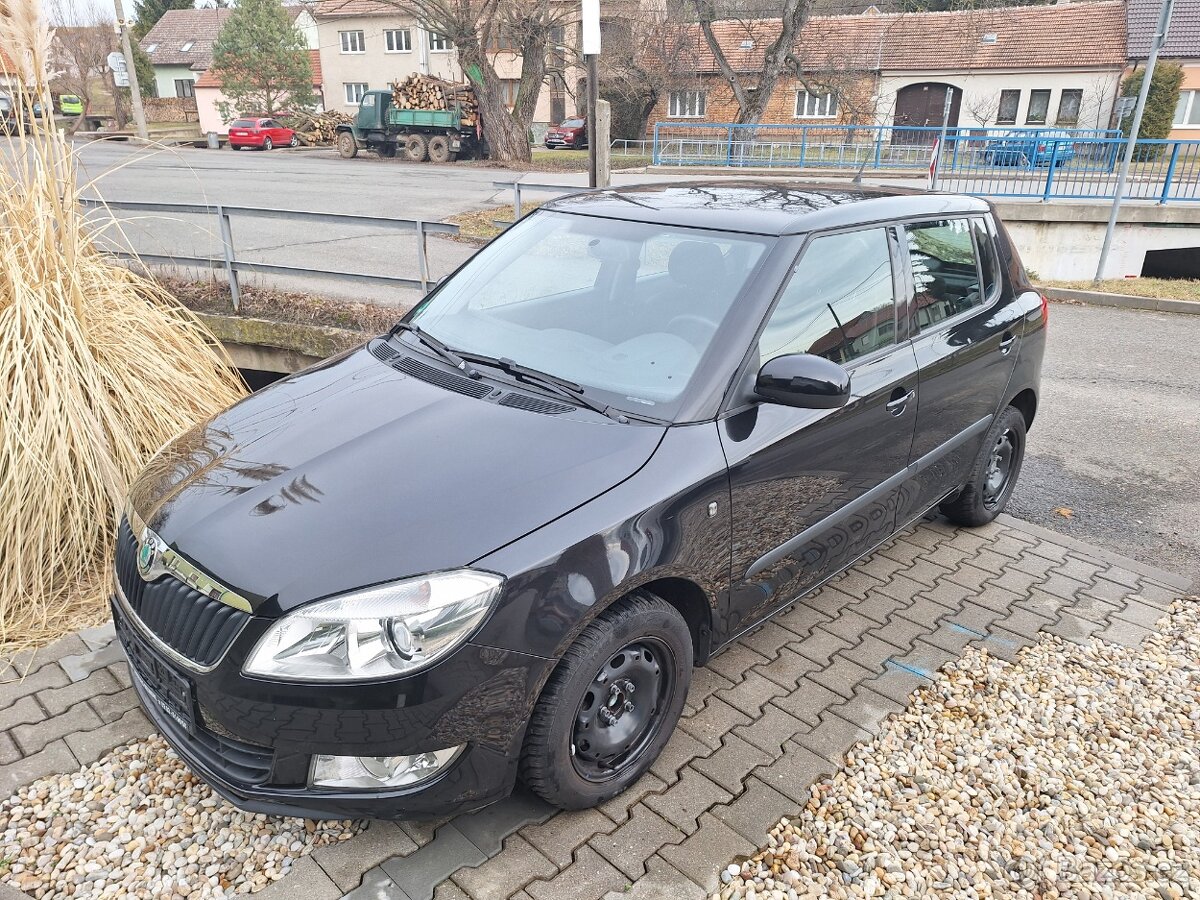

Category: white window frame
[428, 31, 453, 52]
[1174, 90, 1200, 128]
[384, 28, 412, 53]
[344, 82, 369, 105]
[668, 90, 706, 118]
[180, 40, 194, 52]
[794, 89, 837, 119]
[340, 30, 365, 54]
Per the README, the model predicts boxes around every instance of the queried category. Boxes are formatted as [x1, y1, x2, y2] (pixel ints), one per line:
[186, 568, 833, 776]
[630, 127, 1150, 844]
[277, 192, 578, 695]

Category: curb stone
[1042, 287, 1200, 316]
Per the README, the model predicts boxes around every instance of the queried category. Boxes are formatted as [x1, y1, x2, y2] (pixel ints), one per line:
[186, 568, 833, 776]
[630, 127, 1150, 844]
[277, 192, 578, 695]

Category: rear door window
[758, 227, 897, 366]
[904, 219, 982, 331]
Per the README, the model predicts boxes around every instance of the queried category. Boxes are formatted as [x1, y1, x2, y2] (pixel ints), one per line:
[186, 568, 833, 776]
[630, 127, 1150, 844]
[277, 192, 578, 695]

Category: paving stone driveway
[0, 513, 1191, 900]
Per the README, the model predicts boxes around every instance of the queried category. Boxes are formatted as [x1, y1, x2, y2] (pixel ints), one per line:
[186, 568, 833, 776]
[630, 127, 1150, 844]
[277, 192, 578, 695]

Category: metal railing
[650, 123, 1200, 203]
[79, 198, 460, 309]
[491, 181, 588, 227]
[610, 139, 653, 156]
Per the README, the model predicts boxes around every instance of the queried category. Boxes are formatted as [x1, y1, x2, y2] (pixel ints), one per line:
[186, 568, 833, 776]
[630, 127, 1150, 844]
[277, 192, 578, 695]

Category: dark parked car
[986, 130, 1076, 167]
[114, 183, 1045, 819]
[545, 117, 587, 149]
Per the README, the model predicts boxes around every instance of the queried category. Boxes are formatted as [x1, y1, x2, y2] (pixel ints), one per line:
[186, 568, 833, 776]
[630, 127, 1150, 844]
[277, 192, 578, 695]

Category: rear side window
[971, 217, 999, 300]
[905, 219, 981, 331]
[759, 228, 897, 366]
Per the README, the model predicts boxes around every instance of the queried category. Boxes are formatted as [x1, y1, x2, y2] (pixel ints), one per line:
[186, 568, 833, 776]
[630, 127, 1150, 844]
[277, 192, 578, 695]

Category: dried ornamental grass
[0, 3, 245, 657]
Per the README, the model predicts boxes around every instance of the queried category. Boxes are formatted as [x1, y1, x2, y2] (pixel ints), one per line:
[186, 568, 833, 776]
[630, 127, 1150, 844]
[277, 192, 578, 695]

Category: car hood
[129, 345, 665, 616]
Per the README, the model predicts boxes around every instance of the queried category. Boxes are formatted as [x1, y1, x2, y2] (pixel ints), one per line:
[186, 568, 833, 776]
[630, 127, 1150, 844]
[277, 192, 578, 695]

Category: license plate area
[115, 611, 197, 735]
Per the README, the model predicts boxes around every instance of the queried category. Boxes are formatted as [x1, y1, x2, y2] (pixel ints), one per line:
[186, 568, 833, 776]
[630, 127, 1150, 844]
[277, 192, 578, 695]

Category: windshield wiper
[454, 351, 631, 423]
[390, 322, 480, 379]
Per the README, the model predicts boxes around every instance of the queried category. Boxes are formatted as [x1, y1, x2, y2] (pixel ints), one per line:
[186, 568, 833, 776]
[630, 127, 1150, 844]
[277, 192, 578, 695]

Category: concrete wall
[993, 201, 1200, 280]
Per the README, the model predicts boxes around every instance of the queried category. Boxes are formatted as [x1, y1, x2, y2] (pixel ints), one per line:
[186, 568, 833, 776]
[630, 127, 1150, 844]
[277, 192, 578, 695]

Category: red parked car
[544, 117, 587, 150]
[228, 117, 298, 151]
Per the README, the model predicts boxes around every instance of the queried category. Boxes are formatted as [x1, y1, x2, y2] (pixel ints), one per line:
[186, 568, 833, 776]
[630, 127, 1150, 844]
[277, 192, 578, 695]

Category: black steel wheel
[521, 592, 692, 809]
[940, 405, 1027, 527]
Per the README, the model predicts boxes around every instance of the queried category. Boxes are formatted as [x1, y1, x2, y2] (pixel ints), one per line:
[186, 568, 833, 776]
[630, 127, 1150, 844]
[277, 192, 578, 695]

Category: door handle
[999, 333, 1016, 355]
[886, 389, 916, 415]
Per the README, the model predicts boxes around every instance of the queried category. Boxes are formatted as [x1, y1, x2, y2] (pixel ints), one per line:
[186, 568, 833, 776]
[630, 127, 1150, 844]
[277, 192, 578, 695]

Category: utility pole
[1094, 0, 1173, 283]
[582, 0, 601, 188]
[112, 0, 148, 141]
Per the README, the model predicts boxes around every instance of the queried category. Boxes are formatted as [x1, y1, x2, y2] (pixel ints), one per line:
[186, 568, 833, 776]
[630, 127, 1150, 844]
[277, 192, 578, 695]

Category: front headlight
[242, 570, 504, 681]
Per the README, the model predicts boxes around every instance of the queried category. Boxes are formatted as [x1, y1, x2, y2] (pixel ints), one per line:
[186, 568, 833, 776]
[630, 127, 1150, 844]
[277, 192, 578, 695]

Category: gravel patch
[0, 736, 365, 898]
[718, 597, 1200, 900]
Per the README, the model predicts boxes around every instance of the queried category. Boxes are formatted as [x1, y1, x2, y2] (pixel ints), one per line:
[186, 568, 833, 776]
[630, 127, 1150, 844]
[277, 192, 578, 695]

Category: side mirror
[755, 354, 851, 409]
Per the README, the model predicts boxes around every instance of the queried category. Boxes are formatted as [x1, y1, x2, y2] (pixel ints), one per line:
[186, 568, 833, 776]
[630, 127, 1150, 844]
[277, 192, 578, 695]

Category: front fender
[470, 423, 732, 662]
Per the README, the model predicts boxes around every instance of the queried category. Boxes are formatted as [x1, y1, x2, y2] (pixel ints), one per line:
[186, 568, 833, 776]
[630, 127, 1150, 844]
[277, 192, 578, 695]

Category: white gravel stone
[0, 736, 364, 898]
[715, 596, 1200, 900]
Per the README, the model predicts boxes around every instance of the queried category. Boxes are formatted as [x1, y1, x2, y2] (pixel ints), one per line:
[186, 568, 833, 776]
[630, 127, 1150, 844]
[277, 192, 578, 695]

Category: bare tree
[963, 88, 1000, 127]
[47, 0, 118, 130]
[375, 0, 574, 162]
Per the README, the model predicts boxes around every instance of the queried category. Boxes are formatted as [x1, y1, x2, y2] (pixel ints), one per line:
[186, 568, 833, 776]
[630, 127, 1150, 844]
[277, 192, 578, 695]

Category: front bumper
[111, 591, 551, 819]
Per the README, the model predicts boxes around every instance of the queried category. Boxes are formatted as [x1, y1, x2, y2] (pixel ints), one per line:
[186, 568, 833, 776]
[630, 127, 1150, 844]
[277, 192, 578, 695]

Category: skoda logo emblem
[136, 538, 157, 576]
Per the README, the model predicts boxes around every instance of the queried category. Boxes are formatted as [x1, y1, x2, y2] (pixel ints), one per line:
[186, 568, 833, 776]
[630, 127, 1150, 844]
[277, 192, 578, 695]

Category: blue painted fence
[651, 123, 1200, 204]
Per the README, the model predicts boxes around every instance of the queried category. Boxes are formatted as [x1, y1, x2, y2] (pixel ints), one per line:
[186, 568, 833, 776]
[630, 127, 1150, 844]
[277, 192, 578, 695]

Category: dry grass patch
[1046, 278, 1200, 303]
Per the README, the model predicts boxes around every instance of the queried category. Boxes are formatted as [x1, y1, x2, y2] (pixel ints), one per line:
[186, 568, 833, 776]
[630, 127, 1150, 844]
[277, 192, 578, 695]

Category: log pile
[289, 110, 353, 145]
[391, 73, 479, 127]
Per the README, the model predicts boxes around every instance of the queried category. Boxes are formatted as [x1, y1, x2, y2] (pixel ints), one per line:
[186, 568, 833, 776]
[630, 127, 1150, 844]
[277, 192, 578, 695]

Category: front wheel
[520, 592, 692, 809]
[337, 132, 358, 159]
[940, 405, 1027, 527]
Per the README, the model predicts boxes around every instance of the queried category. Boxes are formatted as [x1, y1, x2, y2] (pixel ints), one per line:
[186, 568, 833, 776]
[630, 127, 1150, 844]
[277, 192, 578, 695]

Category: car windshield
[406, 210, 772, 417]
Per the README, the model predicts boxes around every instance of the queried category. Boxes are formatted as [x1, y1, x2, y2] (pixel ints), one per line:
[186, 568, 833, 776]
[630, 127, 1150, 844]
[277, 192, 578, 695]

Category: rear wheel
[520, 592, 692, 809]
[262, 137, 273, 151]
[337, 132, 358, 159]
[289, 135, 299, 148]
[940, 405, 1027, 527]
[405, 133, 429, 162]
[427, 135, 451, 163]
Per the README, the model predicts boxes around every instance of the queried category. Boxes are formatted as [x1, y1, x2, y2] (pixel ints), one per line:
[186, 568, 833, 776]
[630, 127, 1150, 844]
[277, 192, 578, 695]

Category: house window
[144, 43, 157, 53]
[1025, 89, 1050, 125]
[997, 89, 1019, 125]
[794, 89, 837, 119]
[428, 31, 453, 52]
[174, 78, 195, 99]
[385, 29, 411, 52]
[344, 82, 368, 105]
[1057, 89, 1083, 126]
[500, 79, 519, 108]
[180, 40, 194, 52]
[340, 30, 365, 53]
[489, 26, 516, 51]
[1174, 90, 1200, 127]
[668, 90, 706, 118]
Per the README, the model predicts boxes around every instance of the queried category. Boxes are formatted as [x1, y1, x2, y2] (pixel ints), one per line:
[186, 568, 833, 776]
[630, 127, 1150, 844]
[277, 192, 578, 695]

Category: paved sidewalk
[0, 514, 1191, 900]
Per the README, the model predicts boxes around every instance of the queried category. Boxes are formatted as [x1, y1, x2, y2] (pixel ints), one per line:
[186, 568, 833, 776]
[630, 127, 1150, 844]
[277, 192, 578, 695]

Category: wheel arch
[633, 576, 714, 666]
[1008, 387, 1038, 430]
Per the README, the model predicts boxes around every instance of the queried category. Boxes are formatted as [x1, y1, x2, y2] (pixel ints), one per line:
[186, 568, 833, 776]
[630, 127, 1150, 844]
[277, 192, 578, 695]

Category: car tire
[520, 592, 692, 810]
[289, 135, 299, 148]
[337, 132, 358, 159]
[262, 137, 272, 151]
[427, 135, 451, 163]
[940, 405, 1027, 527]
[405, 133, 429, 162]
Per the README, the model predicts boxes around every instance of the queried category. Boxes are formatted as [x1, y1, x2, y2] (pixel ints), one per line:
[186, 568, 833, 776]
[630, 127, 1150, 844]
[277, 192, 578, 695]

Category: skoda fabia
[114, 182, 1045, 818]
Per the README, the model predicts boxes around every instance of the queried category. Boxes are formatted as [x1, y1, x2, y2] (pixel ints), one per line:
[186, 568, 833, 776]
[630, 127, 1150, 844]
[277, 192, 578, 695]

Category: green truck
[336, 90, 485, 163]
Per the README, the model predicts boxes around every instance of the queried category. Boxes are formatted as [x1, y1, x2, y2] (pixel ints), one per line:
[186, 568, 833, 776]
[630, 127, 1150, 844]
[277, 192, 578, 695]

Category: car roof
[541, 181, 992, 236]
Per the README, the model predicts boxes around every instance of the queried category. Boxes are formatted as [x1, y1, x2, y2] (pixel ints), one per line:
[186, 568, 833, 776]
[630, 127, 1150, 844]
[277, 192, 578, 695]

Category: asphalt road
[23, 139, 1200, 585]
[1008, 302, 1200, 588]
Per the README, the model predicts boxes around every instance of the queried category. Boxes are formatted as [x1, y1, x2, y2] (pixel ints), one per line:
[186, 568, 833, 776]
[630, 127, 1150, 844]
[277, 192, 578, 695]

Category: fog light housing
[309, 745, 463, 790]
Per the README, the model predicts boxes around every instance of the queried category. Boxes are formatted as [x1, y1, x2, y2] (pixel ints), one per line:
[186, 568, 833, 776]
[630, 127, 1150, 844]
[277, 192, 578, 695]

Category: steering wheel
[666, 314, 719, 348]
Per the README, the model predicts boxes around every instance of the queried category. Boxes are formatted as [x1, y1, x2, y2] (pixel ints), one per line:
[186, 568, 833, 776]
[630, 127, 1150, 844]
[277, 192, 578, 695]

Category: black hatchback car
[115, 182, 1045, 819]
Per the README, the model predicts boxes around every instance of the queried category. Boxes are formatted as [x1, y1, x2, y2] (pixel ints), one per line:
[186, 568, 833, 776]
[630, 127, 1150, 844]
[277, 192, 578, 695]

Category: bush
[1119, 61, 1184, 159]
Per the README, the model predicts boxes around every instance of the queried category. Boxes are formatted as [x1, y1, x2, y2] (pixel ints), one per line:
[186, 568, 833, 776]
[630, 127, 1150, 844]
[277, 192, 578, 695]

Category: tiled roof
[675, 1, 1126, 75]
[1128, 0, 1200, 58]
[195, 49, 322, 89]
[313, 0, 405, 18]
[140, 8, 233, 68]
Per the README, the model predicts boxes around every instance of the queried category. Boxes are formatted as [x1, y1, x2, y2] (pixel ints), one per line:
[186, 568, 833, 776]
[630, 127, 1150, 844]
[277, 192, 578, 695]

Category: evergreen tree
[133, 0, 196, 40]
[1119, 61, 1184, 141]
[209, 0, 315, 119]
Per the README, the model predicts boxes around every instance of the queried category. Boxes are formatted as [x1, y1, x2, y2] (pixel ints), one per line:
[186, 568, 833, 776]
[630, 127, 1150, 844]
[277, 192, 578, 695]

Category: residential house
[140, 7, 233, 100]
[649, 1, 1126, 138]
[1128, 0, 1200, 138]
[195, 50, 324, 136]
[314, 0, 583, 133]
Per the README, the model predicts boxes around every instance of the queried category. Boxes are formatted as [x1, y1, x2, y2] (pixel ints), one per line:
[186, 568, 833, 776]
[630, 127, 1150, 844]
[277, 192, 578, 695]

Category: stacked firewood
[289, 109, 354, 145]
[391, 73, 479, 127]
